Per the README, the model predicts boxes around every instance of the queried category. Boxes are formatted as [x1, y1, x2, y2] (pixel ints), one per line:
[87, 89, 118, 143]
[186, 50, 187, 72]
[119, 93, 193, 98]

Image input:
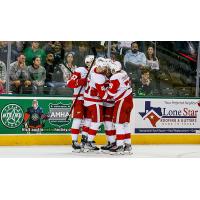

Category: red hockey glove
[77, 78, 87, 86]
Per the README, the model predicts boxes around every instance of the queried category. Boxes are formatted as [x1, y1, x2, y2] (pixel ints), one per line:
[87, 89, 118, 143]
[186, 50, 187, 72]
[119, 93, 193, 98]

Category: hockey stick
[66, 47, 97, 122]
[64, 64, 73, 74]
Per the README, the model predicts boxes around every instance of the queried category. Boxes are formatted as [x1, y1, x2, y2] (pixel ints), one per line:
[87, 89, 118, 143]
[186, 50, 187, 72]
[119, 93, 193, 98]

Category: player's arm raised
[67, 72, 87, 88]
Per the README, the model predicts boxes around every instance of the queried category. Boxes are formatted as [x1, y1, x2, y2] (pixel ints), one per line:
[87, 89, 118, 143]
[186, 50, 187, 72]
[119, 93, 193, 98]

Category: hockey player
[106, 61, 133, 154]
[67, 55, 94, 152]
[23, 99, 49, 133]
[101, 60, 116, 152]
[83, 57, 108, 151]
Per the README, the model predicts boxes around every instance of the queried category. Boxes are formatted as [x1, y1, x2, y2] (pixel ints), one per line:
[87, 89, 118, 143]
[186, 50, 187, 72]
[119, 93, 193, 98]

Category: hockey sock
[124, 123, 131, 144]
[114, 123, 125, 146]
[81, 118, 91, 137]
[71, 118, 82, 141]
[88, 122, 101, 142]
[104, 121, 116, 143]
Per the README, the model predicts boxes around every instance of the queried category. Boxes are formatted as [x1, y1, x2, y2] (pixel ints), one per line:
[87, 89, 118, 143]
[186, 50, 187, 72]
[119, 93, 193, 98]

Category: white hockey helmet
[109, 61, 122, 74]
[95, 57, 107, 69]
[105, 58, 112, 66]
[85, 55, 94, 66]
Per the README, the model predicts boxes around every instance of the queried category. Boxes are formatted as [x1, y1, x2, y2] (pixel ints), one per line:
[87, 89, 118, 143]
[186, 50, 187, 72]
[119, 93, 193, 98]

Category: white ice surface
[0, 145, 200, 158]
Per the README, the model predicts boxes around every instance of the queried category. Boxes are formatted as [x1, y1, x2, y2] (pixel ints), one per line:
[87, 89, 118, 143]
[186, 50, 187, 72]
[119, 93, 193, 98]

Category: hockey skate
[109, 145, 124, 155]
[124, 144, 133, 155]
[84, 141, 100, 152]
[101, 142, 116, 153]
[72, 141, 82, 153]
[80, 135, 88, 152]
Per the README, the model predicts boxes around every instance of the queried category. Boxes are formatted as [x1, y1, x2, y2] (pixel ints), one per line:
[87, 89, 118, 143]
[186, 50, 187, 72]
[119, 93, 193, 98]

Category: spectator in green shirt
[24, 42, 46, 66]
[27, 56, 46, 94]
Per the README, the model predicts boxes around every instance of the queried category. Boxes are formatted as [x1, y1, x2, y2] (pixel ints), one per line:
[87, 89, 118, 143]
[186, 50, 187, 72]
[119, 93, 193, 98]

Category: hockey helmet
[85, 55, 95, 67]
[109, 61, 122, 74]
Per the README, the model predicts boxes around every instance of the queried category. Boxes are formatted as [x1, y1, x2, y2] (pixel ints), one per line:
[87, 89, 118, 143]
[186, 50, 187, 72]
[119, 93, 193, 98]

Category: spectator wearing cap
[24, 42, 46, 66]
[0, 60, 6, 94]
[10, 53, 31, 94]
[27, 57, 46, 94]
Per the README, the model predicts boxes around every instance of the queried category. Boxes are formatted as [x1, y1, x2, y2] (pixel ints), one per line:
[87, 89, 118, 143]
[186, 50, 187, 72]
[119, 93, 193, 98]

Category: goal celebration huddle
[67, 55, 133, 154]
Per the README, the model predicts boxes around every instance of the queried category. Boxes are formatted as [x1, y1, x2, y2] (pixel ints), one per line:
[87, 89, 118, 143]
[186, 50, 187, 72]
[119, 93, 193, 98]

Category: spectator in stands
[124, 42, 147, 91]
[52, 41, 64, 65]
[10, 53, 31, 94]
[75, 42, 89, 66]
[146, 46, 161, 95]
[27, 57, 46, 94]
[146, 46, 159, 70]
[43, 41, 54, 53]
[44, 52, 55, 87]
[51, 52, 76, 87]
[0, 60, 6, 94]
[137, 69, 153, 96]
[96, 44, 106, 58]
[44, 52, 76, 95]
[63, 52, 76, 77]
[63, 41, 75, 55]
[118, 41, 132, 55]
[0, 41, 18, 63]
[124, 42, 147, 67]
[24, 42, 46, 66]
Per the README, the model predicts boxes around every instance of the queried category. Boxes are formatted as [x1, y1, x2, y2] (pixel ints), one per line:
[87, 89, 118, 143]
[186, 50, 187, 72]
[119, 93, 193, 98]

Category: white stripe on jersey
[96, 104, 100, 123]
[116, 99, 124, 123]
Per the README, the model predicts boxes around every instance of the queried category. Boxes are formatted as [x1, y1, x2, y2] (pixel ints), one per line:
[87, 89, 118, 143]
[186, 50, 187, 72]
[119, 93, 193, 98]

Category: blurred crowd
[0, 41, 197, 97]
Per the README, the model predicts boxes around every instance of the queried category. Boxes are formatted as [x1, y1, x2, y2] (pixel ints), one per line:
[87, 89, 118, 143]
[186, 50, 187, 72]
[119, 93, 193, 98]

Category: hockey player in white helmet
[83, 57, 108, 151]
[67, 55, 94, 152]
[79, 55, 95, 148]
[100, 59, 116, 152]
[104, 61, 133, 154]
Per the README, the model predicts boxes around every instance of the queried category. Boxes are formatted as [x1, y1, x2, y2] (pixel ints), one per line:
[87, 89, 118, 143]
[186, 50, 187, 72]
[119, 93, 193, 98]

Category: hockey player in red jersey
[83, 57, 108, 151]
[100, 59, 116, 152]
[106, 61, 133, 154]
[67, 55, 94, 152]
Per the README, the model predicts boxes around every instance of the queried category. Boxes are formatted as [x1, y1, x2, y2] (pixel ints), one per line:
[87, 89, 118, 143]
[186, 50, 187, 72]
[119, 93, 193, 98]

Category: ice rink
[0, 145, 200, 158]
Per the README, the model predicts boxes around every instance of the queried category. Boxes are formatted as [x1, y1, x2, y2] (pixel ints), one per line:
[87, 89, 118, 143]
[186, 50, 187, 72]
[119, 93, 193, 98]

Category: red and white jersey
[107, 70, 132, 102]
[67, 66, 88, 100]
[103, 77, 114, 107]
[84, 67, 107, 106]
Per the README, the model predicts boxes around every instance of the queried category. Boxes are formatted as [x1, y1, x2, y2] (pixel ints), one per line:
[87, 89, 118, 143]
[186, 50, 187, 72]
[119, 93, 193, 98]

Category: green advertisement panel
[0, 97, 74, 134]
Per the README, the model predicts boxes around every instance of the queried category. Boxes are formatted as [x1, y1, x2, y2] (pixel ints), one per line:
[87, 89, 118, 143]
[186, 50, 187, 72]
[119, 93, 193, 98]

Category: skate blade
[124, 151, 133, 155]
[101, 150, 110, 154]
[72, 149, 81, 153]
[86, 149, 100, 154]
[110, 151, 125, 155]
[81, 148, 90, 153]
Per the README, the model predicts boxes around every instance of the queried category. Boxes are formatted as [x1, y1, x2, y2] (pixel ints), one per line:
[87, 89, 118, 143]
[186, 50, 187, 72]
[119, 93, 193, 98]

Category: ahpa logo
[48, 102, 72, 127]
[139, 101, 162, 127]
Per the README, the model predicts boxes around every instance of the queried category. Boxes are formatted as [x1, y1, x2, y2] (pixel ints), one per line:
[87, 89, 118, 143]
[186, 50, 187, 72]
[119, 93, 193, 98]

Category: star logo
[139, 101, 162, 127]
[1, 104, 24, 128]
[144, 110, 161, 127]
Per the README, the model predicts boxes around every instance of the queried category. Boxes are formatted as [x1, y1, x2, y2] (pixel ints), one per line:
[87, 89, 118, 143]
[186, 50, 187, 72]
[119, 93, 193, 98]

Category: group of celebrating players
[67, 55, 133, 154]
